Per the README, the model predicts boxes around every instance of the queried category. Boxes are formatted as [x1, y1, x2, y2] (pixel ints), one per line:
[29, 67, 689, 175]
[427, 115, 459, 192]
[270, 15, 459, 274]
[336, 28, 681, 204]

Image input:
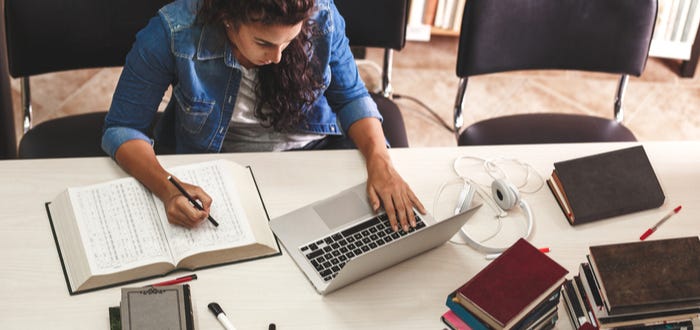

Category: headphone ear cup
[491, 179, 520, 211]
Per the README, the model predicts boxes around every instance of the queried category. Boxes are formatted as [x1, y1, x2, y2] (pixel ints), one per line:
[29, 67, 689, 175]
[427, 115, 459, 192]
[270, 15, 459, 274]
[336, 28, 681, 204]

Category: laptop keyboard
[299, 211, 426, 282]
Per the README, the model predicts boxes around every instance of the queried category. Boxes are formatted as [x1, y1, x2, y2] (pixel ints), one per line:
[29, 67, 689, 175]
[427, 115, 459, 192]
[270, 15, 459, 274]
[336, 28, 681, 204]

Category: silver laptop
[269, 183, 481, 295]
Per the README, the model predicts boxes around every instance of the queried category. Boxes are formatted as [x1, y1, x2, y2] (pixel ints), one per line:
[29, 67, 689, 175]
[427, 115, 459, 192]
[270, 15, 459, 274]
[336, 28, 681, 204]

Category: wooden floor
[7, 36, 700, 149]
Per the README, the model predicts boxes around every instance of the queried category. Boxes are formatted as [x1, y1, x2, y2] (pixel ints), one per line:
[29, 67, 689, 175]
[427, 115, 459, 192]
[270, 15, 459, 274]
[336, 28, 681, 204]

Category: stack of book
[562, 237, 700, 329]
[442, 239, 569, 330]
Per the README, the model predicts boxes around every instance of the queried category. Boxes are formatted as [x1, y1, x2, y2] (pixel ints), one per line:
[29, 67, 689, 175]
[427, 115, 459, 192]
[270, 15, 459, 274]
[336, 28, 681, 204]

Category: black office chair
[0, 7, 16, 159]
[335, 0, 410, 148]
[4, 0, 171, 158]
[452, 0, 657, 145]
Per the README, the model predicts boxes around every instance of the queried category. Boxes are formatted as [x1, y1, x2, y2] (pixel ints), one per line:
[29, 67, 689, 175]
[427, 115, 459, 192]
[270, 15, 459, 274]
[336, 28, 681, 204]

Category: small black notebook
[546, 145, 665, 225]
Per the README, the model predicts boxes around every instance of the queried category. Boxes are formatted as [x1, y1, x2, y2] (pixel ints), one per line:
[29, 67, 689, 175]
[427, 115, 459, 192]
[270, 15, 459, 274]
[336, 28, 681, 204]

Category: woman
[102, 0, 425, 230]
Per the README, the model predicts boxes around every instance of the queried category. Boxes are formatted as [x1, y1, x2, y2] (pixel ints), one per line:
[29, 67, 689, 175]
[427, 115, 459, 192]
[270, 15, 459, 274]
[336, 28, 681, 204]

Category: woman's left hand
[365, 152, 427, 233]
[348, 117, 426, 232]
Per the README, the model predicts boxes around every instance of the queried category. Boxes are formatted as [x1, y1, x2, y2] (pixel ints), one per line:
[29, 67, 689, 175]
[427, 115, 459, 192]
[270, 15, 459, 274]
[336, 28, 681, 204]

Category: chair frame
[452, 0, 656, 145]
[453, 74, 630, 140]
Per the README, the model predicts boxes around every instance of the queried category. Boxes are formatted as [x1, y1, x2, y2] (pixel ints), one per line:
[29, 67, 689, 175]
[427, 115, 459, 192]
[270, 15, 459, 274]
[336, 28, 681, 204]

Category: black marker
[167, 175, 219, 226]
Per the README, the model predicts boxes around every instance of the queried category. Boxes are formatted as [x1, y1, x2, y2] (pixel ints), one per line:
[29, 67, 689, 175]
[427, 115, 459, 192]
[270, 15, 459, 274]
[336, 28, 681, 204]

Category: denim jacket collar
[196, 23, 241, 69]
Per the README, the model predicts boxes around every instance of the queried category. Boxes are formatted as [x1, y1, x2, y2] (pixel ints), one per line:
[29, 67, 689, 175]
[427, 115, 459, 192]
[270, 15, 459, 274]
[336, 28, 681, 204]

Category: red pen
[640, 205, 682, 241]
[149, 274, 198, 287]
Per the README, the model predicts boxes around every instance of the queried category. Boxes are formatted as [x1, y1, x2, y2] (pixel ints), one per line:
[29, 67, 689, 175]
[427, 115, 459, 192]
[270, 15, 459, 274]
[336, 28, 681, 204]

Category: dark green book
[109, 306, 121, 330]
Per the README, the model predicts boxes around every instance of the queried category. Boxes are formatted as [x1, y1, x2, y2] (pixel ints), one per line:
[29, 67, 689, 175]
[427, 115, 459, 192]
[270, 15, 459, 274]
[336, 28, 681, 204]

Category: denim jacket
[102, 0, 380, 157]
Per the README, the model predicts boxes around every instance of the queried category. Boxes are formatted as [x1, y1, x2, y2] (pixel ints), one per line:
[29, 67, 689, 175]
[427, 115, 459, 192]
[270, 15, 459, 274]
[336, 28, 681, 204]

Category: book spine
[562, 282, 581, 329]
[573, 275, 599, 329]
[183, 284, 195, 330]
[445, 294, 489, 330]
[563, 279, 586, 328]
[615, 319, 696, 330]
[546, 178, 574, 225]
[580, 262, 605, 308]
[510, 289, 561, 329]
[442, 310, 473, 330]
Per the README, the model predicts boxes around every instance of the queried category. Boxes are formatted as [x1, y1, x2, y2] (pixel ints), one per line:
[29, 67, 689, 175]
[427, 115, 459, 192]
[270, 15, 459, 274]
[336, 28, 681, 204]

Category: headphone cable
[393, 93, 455, 133]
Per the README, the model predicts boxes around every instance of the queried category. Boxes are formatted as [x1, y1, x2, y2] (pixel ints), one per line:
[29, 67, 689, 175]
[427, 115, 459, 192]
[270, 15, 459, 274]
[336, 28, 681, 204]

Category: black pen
[167, 175, 219, 227]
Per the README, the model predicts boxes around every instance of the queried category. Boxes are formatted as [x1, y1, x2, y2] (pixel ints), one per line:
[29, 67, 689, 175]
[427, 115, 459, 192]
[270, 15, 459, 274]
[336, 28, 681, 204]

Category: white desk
[0, 142, 698, 329]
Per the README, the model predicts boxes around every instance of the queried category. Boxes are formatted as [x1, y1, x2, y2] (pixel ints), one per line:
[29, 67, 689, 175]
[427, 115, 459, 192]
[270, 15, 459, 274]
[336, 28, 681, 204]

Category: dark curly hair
[198, 0, 322, 131]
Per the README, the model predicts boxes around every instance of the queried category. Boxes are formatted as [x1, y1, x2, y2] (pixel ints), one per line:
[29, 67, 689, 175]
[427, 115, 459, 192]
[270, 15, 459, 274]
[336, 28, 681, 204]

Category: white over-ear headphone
[458, 178, 534, 253]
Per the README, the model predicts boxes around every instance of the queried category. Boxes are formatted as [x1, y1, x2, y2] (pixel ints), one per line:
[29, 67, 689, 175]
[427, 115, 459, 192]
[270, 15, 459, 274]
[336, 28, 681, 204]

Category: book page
[157, 160, 257, 262]
[70, 178, 173, 275]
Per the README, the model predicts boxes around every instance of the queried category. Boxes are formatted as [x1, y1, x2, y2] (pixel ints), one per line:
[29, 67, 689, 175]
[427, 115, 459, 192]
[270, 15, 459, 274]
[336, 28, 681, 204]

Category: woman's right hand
[163, 180, 213, 228]
[114, 139, 213, 228]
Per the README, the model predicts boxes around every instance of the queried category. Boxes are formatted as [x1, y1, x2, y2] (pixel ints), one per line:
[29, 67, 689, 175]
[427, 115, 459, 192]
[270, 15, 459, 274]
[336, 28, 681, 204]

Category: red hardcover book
[455, 238, 568, 329]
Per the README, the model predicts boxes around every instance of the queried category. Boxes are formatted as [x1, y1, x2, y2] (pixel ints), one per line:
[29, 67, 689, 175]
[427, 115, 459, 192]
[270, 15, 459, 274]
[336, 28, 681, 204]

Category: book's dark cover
[526, 306, 558, 330]
[588, 237, 700, 315]
[45, 165, 282, 295]
[510, 289, 561, 330]
[455, 238, 568, 328]
[551, 145, 665, 225]
[579, 263, 604, 308]
[572, 275, 597, 328]
[562, 279, 586, 328]
[120, 284, 193, 330]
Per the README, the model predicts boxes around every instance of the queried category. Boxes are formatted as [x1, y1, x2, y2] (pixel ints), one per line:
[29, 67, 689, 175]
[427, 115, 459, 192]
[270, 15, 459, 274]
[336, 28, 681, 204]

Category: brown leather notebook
[547, 145, 665, 225]
[588, 237, 700, 315]
[454, 238, 568, 329]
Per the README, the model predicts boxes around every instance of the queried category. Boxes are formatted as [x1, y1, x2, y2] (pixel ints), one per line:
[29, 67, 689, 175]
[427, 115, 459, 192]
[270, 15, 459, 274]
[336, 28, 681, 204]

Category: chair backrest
[456, 0, 657, 78]
[0, 4, 16, 159]
[4, 0, 171, 158]
[4, 0, 171, 78]
[334, 0, 409, 98]
[334, 0, 408, 51]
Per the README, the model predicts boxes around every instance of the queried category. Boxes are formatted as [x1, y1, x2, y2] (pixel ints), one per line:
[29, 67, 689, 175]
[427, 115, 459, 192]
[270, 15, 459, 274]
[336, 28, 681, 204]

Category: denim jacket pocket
[173, 87, 215, 134]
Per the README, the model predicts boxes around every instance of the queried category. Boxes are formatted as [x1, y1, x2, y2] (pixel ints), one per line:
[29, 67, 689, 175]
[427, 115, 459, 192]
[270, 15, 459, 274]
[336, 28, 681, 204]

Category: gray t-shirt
[221, 66, 324, 152]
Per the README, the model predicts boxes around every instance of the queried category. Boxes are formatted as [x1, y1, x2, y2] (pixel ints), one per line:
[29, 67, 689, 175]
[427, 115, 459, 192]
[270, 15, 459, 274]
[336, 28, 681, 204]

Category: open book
[46, 159, 280, 294]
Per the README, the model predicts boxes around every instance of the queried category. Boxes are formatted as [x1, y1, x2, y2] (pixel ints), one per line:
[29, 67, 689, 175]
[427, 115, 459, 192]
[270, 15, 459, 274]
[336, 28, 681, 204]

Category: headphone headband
[458, 179, 534, 253]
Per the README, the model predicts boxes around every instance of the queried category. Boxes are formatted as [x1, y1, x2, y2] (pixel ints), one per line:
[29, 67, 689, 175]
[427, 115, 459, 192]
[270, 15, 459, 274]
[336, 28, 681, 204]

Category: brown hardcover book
[548, 145, 665, 225]
[588, 237, 700, 316]
[423, 0, 440, 25]
[454, 238, 568, 329]
[578, 261, 699, 328]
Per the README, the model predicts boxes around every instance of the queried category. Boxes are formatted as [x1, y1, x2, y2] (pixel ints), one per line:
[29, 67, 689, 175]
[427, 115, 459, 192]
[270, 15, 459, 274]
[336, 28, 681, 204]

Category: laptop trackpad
[313, 190, 371, 230]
